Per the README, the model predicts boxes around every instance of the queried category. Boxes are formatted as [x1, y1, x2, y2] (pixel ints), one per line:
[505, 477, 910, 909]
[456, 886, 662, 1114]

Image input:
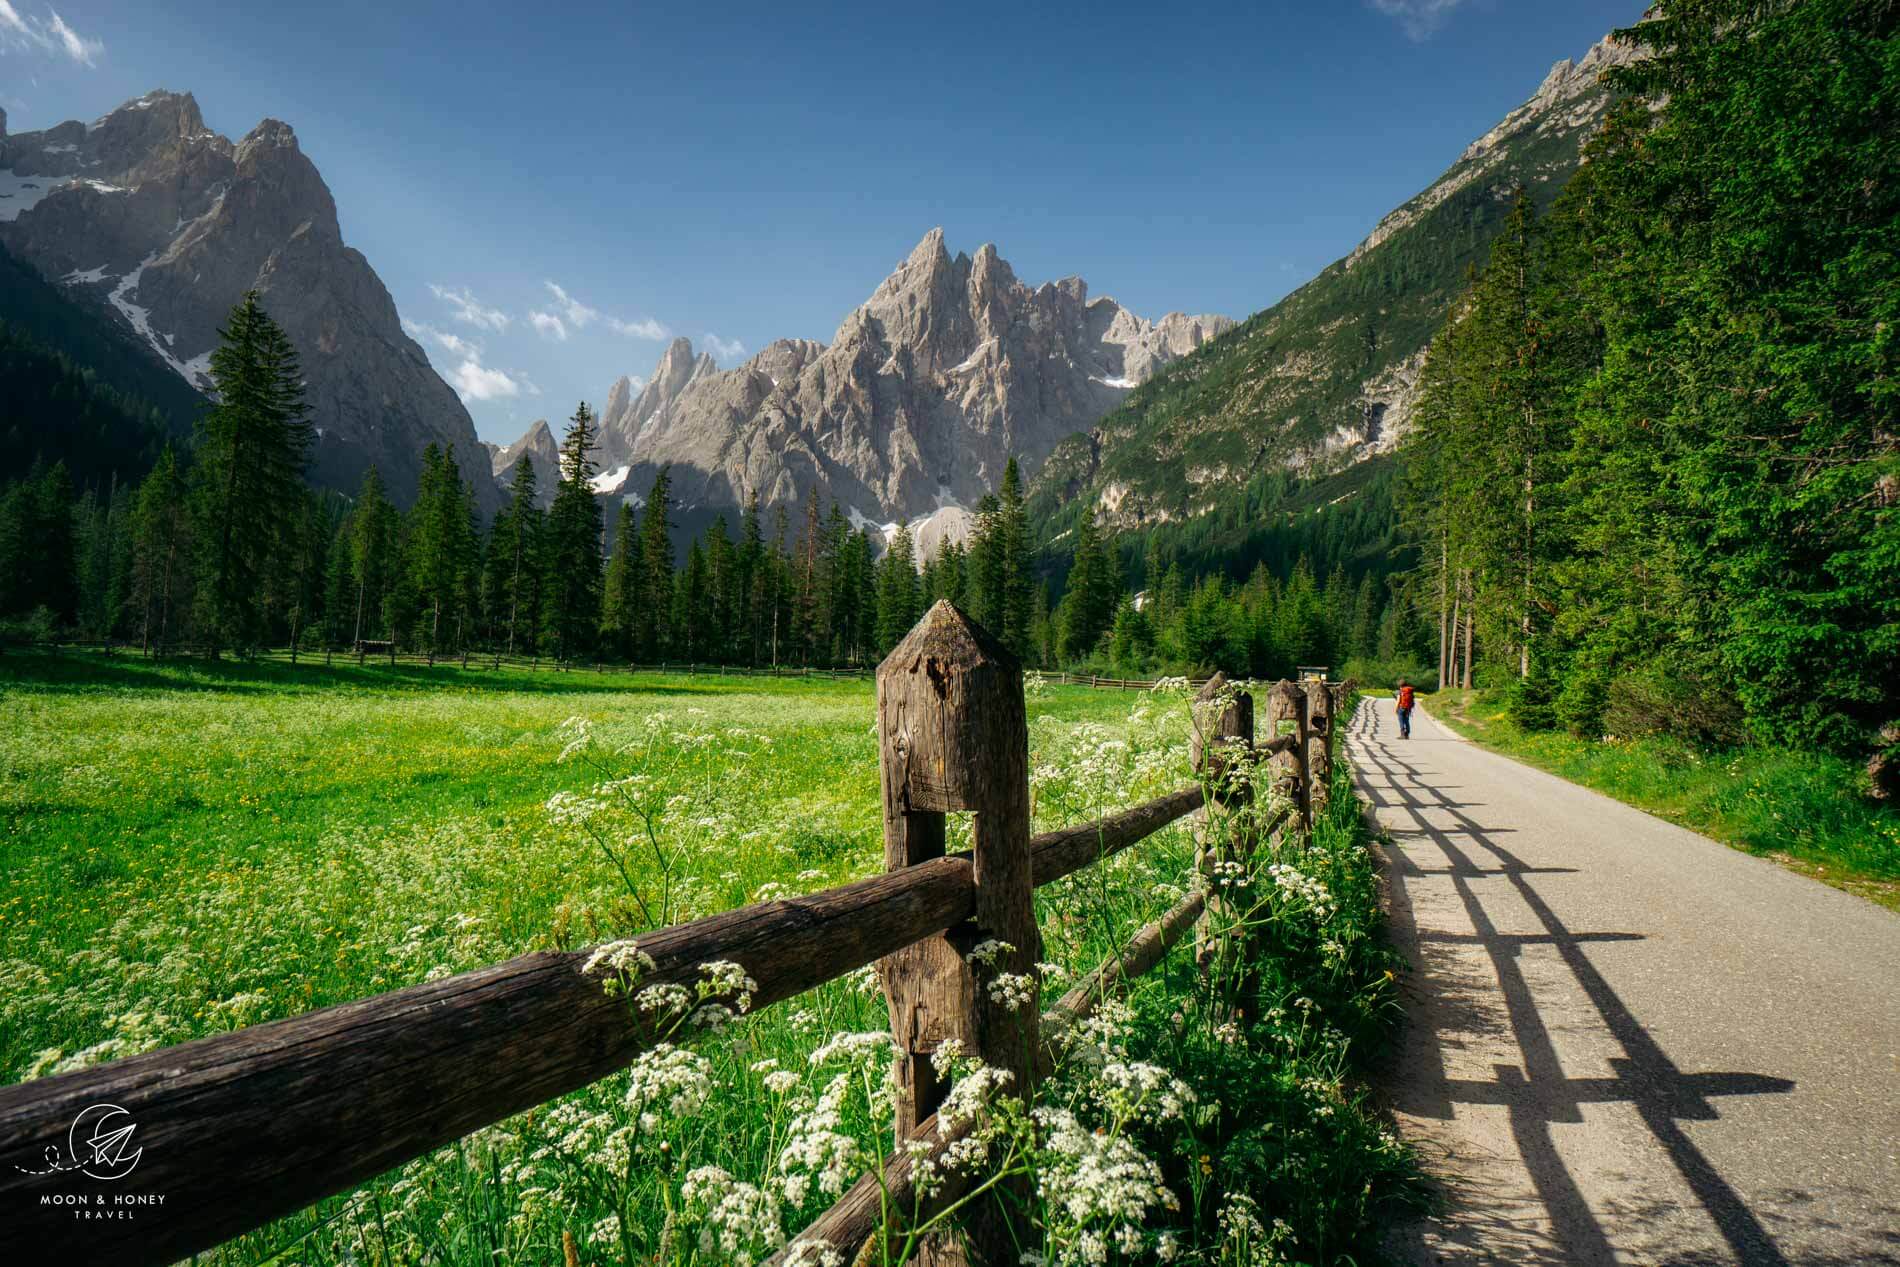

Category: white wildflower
[624, 1043, 715, 1133]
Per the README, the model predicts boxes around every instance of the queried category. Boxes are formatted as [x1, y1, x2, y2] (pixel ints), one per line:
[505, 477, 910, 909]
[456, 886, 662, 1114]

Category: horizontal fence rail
[0, 599, 1350, 1266]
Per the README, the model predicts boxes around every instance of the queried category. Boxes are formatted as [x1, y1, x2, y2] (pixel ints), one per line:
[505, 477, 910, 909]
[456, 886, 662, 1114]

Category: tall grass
[1432, 688, 1900, 906]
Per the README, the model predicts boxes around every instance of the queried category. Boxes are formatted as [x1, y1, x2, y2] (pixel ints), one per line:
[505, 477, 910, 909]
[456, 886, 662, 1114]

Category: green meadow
[1, 654, 1420, 1264]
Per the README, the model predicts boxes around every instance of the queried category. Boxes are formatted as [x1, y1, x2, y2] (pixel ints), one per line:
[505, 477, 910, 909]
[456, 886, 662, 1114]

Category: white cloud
[1367, 0, 1464, 41]
[0, 2, 31, 40]
[0, 3, 101, 64]
[704, 333, 746, 362]
[610, 316, 669, 340]
[429, 282, 510, 332]
[46, 10, 98, 64]
[402, 317, 481, 359]
[543, 281, 599, 331]
[548, 279, 668, 340]
[404, 314, 532, 403]
[450, 358, 523, 402]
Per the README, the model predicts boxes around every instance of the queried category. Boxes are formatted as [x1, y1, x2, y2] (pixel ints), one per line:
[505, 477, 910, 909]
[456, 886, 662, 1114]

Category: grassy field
[1429, 688, 1900, 912]
[2, 653, 1420, 1264]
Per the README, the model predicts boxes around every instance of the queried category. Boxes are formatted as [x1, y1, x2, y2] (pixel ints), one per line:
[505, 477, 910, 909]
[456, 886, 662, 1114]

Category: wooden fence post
[875, 601, 1036, 1266]
[1269, 680, 1310, 833]
[1191, 673, 1254, 979]
[1304, 679, 1334, 813]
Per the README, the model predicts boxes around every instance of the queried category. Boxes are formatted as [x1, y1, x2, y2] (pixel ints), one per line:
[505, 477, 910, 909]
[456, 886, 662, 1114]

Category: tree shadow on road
[1344, 703, 1890, 1266]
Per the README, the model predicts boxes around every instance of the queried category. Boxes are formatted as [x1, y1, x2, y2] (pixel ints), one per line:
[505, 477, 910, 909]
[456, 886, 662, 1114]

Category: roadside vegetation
[1430, 688, 1900, 912]
[1403, 5, 1897, 799]
[2, 656, 1419, 1263]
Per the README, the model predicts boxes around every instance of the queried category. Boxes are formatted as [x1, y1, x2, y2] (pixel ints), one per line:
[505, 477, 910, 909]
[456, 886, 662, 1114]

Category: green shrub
[1554, 667, 1610, 737]
[1604, 660, 1747, 746]
[1506, 669, 1558, 731]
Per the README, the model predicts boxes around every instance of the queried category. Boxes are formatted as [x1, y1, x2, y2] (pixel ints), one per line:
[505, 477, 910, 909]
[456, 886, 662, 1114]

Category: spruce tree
[997, 457, 1032, 654]
[542, 403, 605, 662]
[637, 466, 674, 659]
[739, 492, 766, 663]
[599, 501, 640, 660]
[676, 538, 709, 659]
[494, 455, 544, 655]
[874, 521, 921, 654]
[283, 490, 329, 660]
[129, 448, 189, 653]
[192, 292, 311, 654]
[705, 516, 736, 662]
[1058, 507, 1116, 662]
[348, 467, 397, 648]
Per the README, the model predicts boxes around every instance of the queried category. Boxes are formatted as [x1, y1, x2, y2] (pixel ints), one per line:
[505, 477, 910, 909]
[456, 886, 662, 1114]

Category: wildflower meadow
[1, 652, 1423, 1264]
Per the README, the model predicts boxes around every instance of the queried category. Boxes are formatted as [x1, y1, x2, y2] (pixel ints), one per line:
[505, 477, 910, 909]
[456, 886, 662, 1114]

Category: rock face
[490, 418, 560, 498]
[1029, 31, 1641, 531]
[518, 230, 1229, 525]
[0, 90, 497, 511]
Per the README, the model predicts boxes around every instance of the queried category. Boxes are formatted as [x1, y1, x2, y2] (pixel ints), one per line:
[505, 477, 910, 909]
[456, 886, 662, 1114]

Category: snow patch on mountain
[106, 253, 214, 390]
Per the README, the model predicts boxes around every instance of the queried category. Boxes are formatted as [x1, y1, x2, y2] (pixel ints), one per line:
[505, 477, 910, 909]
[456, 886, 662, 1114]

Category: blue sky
[3, 0, 1642, 443]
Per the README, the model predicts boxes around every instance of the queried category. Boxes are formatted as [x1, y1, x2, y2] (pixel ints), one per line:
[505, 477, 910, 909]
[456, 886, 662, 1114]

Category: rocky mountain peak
[491, 418, 561, 501]
[906, 225, 948, 266]
[578, 230, 1229, 525]
[238, 118, 300, 155]
[0, 88, 497, 512]
[600, 374, 636, 433]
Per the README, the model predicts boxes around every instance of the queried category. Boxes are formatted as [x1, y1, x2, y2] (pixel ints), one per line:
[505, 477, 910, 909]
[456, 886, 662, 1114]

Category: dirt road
[1348, 698, 1900, 1265]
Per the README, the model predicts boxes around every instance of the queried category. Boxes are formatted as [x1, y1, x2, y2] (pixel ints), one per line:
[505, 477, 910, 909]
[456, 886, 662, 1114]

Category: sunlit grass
[1430, 688, 1900, 911]
[2, 655, 1421, 1263]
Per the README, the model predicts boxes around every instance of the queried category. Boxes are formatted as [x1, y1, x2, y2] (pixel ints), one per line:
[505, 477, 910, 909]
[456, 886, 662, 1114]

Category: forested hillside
[0, 242, 206, 488]
[1405, 0, 1897, 764]
[1026, 34, 1634, 543]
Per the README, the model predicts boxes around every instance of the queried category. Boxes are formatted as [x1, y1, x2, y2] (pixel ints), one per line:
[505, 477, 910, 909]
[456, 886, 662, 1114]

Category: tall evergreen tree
[408, 444, 478, 658]
[282, 490, 329, 659]
[491, 456, 544, 656]
[129, 448, 189, 653]
[1059, 507, 1116, 661]
[997, 456, 1033, 654]
[637, 466, 675, 659]
[191, 292, 311, 654]
[600, 501, 640, 660]
[542, 403, 605, 662]
[874, 520, 921, 654]
[738, 491, 766, 664]
[348, 467, 397, 648]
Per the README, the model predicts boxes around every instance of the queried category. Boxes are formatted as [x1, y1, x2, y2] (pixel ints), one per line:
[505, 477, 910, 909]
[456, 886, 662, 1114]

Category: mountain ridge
[0, 90, 499, 511]
[514, 229, 1231, 529]
[1025, 30, 1642, 539]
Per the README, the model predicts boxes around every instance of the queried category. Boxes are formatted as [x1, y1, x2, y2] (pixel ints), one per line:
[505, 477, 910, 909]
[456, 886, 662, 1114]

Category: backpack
[1397, 685, 1415, 710]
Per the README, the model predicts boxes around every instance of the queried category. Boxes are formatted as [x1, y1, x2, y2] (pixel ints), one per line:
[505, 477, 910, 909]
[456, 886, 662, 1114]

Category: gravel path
[1347, 697, 1900, 1266]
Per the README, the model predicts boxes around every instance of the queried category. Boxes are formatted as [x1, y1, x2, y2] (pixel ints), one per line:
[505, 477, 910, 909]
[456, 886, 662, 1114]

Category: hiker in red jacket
[1396, 680, 1415, 739]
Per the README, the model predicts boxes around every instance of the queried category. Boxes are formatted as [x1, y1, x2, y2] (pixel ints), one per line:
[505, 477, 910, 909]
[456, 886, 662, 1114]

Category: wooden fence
[0, 601, 1350, 1266]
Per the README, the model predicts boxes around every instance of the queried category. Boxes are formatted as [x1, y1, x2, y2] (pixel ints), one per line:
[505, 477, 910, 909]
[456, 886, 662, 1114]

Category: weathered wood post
[1269, 680, 1311, 833]
[1191, 672, 1255, 980]
[1305, 678, 1334, 813]
[875, 601, 1036, 1265]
